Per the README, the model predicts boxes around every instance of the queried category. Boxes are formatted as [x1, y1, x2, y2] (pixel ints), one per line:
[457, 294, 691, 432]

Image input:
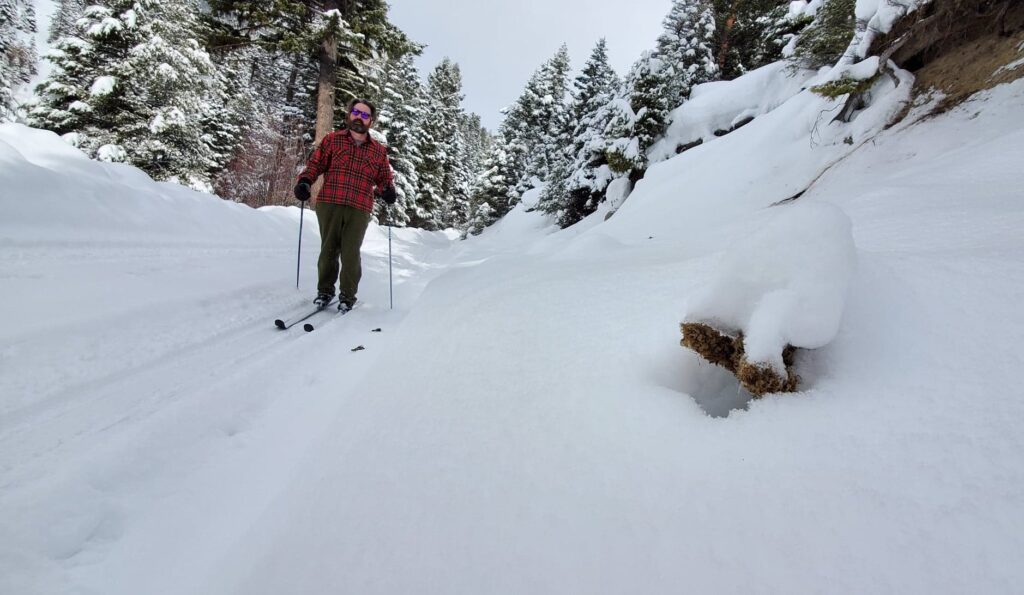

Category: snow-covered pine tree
[525, 45, 572, 186]
[1, 0, 36, 121]
[31, 0, 229, 189]
[790, 0, 857, 69]
[603, 51, 671, 179]
[459, 113, 489, 189]
[450, 112, 489, 230]
[372, 51, 427, 227]
[334, 0, 419, 127]
[205, 39, 318, 206]
[494, 93, 531, 208]
[199, 55, 252, 183]
[415, 58, 465, 230]
[509, 45, 573, 203]
[466, 134, 516, 235]
[599, 0, 720, 185]
[206, 1, 324, 204]
[712, 0, 808, 79]
[48, 0, 85, 43]
[542, 38, 620, 226]
[657, 0, 718, 109]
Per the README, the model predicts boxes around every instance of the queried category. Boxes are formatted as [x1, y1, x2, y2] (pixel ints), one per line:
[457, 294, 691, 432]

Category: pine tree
[791, 0, 856, 69]
[1, 0, 36, 121]
[599, 0, 721, 186]
[657, 0, 718, 108]
[466, 135, 516, 235]
[48, 0, 85, 43]
[526, 45, 572, 186]
[415, 58, 465, 230]
[603, 51, 671, 178]
[31, 0, 229, 188]
[335, 0, 418, 113]
[508, 45, 573, 202]
[373, 51, 427, 227]
[495, 96, 531, 208]
[546, 38, 620, 226]
[450, 112, 489, 230]
[712, 0, 807, 79]
[206, 1, 330, 203]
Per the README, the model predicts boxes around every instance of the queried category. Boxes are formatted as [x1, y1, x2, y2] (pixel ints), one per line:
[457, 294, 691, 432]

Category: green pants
[315, 202, 372, 303]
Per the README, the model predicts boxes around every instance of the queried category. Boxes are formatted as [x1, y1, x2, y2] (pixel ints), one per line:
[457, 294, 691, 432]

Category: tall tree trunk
[311, 0, 342, 205]
[718, 0, 742, 72]
[314, 0, 341, 145]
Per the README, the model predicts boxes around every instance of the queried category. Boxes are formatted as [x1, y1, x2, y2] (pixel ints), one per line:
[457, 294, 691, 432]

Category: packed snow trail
[0, 227, 464, 594]
[0, 126, 464, 593]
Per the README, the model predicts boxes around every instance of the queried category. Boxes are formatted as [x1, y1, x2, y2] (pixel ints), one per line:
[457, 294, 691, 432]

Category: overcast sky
[387, 0, 673, 130]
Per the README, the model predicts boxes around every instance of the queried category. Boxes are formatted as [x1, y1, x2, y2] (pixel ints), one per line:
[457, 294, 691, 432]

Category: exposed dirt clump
[680, 322, 800, 397]
[875, 0, 1024, 111]
[914, 30, 1024, 109]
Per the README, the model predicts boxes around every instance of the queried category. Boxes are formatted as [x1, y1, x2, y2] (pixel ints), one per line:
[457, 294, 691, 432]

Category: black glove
[294, 178, 312, 202]
[381, 185, 397, 205]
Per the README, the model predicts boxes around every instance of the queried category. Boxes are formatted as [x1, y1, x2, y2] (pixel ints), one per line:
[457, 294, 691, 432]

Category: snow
[844, 55, 880, 80]
[156, 63, 178, 81]
[854, 0, 933, 59]
[88, 16, 123, 38]
[3, 67, 1024, 595]
[648, 61, 818, 163]
[88, 76, 116, 97]
[96, 143, 126, 162]
[994, 56, 1024, 77]
[683, 201, 856, 372]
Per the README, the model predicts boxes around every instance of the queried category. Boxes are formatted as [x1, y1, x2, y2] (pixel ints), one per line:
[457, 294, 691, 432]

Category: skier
[294, 98, 397, 312]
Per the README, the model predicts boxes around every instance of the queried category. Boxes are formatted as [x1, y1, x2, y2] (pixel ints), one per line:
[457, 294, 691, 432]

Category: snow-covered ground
[2, 69, 1023, 593]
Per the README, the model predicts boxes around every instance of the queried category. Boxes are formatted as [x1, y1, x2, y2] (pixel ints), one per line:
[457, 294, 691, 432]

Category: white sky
[388, 0, 672, 130]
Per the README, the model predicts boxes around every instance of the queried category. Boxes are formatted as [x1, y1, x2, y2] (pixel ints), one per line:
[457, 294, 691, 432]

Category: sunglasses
[350, 108, 372, 121]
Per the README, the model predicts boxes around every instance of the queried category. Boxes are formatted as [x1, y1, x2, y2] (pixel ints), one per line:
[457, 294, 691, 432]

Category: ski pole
[387, 205, 394, 310]
[295, 201, 304, 289]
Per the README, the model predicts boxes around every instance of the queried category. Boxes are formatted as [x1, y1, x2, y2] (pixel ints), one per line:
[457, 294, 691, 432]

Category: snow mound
[683, 201, 856, 372]
[648, 62, 819, 163]
[0, 123, 301, 245]
[599, 62, 913, 245]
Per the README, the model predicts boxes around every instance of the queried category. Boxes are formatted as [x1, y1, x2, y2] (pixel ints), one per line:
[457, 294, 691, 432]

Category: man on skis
[294, 98, 397, 312]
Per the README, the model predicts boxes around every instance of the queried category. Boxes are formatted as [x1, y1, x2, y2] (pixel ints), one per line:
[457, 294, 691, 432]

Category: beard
[348, 118, 369, 133]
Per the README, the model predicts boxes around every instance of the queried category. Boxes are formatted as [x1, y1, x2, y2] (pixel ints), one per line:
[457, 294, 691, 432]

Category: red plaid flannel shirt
[297, 130, 394, 213]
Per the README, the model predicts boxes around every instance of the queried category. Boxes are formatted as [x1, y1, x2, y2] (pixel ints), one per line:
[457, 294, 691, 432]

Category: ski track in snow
[0, 228, 464, 594]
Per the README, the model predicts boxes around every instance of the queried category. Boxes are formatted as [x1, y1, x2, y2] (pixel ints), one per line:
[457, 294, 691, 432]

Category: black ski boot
[313, 292, 333, 308]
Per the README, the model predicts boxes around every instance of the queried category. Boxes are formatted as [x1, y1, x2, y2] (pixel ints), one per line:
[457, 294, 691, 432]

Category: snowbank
[599, 61, 913, 246]
[648, 62, 819, 163]
[0, 124, 302, 244]
[682, 201, 856, 372]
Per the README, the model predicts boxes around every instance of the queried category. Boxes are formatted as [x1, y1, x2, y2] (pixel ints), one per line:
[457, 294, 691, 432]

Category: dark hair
[346, 97, 377, 120]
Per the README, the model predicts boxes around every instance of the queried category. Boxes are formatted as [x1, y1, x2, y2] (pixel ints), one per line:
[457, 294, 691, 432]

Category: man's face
[348, 103, 373, 133]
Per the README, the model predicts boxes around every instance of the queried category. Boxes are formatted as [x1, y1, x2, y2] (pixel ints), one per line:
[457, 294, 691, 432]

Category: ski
[303, 303, 355, 332]
[274, 297, 337, 330]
